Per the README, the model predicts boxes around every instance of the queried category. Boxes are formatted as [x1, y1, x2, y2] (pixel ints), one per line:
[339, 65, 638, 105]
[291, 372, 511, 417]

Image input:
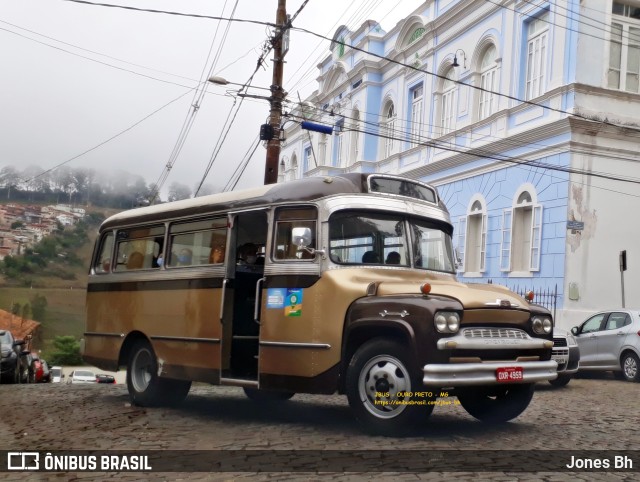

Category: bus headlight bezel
[532, 316, 553, 334]
[435, 311, 460, 333]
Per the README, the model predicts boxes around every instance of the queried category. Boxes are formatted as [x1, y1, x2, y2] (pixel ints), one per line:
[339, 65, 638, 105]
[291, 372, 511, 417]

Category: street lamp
[452, 49, 466, 68]
[207, 76, 271, 91]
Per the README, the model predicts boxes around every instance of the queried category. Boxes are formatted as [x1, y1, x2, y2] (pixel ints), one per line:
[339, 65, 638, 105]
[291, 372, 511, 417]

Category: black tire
[243, 388, 295, 402]
[621, 352, 640, 382]
[126, 340, 191, 407]
[548, 374, 572, 387]
[457, 384, 534, 423]
[345, 338, 433, 436]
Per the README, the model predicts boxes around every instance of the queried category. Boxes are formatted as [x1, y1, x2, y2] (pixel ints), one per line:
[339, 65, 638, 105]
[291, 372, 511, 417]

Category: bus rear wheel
[457, 384, 534, 423]
[346, 338, 433, 436]
[126, 340, 191, 407]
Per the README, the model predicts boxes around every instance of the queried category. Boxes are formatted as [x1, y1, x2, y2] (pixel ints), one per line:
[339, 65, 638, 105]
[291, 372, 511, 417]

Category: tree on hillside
[48, 336, 83, 365]
[30, 294, 48, 321]
[0, 166, 20, 199]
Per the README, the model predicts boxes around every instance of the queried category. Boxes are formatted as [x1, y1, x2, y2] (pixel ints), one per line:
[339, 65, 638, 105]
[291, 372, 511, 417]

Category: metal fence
[507, 284, 558, 321]
[468, 280, 558, 321]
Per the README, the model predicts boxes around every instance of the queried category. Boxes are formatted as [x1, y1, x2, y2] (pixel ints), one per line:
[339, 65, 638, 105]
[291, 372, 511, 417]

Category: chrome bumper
[423, 360, 558, 387]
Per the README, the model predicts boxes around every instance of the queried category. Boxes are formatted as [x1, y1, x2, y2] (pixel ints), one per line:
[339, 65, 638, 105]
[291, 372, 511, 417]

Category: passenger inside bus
[126, 252, 144, 270]
[386, 251, 401, 264]
[176, 248, 193, 266]
[237, 243, 262, 271]
[362, 251, 380, 264]
[209, 244, 225, 264]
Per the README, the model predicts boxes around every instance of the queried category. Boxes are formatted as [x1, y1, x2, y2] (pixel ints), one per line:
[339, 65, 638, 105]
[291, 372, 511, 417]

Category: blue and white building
[279, 0, 640, 327]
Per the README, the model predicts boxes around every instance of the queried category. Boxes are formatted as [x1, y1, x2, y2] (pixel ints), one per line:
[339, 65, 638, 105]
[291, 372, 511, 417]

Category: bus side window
[94, 232, 114, 273]
[274, 206, 318, 261]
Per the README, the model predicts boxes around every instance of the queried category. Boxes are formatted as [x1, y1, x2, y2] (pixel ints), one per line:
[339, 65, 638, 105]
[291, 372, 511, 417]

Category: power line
[60, 0, 276, 28]
[286, 113, 640, 186]
[22, 87, 199, 185]
[290, 25, 640, 136]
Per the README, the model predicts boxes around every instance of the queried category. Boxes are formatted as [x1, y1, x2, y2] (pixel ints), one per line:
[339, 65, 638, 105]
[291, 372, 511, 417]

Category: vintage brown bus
[84, 173, 557, 435]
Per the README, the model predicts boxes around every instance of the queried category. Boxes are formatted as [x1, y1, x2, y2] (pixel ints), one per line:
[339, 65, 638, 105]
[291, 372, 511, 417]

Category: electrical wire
[290, 25, 640, 136]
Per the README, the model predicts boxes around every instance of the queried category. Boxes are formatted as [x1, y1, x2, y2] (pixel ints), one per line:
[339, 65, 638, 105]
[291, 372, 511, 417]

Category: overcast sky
[0, 0, 422, 197]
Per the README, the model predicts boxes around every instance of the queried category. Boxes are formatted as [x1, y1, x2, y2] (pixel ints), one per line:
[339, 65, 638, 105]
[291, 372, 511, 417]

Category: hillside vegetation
[0, 206, 118, 356]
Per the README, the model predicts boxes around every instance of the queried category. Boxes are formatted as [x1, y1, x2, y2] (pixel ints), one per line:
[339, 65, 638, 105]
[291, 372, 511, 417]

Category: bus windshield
[328, 210, 455, 272]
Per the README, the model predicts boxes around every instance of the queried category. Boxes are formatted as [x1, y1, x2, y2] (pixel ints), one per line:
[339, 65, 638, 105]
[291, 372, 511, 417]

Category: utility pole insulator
[264, 0, 287, 185]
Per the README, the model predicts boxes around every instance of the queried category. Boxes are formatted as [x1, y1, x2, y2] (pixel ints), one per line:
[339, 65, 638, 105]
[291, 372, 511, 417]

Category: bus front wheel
[345, 338, 432, 436]
[126, 340, 191, 407]
[457, 384, 534, 423]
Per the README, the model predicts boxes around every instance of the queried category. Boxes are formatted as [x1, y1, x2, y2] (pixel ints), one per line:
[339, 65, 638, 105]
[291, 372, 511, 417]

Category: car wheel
[126, 340, 191, 407]
[621, 352, 640, 382]
[243, 388, 295, 401]
[345, 338, 433, 436]
[457, 384, 534, 423]
[549, 374, 572, 387]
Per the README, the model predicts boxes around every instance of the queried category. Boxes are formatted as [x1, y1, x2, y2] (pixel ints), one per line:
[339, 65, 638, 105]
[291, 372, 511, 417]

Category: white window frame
[500, 209, 512, 272]
[464, 198, 488, 274]
[525, 13, 549, 100]
[608, 12, 640, 93]
[410, 85, 423, 147]
[350, 110, 360, 162]
[383, 103, 396, 159]
[457, 216, 466, 273]
[501, 187, 543, 273]
[479, 46, 498, 120]
[441, 69, 456, 135]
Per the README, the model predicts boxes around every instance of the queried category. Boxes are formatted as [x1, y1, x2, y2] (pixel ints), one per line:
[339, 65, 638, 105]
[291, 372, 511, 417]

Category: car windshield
[76, 371, 95, 377]
[51, 369, 61, 376]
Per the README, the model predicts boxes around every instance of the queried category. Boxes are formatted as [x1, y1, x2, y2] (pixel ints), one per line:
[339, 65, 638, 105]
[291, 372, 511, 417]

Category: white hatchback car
[67, 369, 97, 384]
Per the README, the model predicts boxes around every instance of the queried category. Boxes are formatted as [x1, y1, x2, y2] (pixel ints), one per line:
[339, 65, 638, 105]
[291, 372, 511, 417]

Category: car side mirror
[571, 326, 579, 336]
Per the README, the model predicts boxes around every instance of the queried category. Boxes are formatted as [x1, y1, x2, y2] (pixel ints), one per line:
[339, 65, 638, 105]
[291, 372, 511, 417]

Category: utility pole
[264, 0, 288, 185]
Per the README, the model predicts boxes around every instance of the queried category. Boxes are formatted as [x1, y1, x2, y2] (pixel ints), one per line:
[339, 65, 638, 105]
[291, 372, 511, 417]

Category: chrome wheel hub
[358, 355, 411, 419]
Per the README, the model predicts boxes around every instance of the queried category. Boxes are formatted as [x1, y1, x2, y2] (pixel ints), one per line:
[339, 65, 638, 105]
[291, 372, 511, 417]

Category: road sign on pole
[620, 250, 627, 308]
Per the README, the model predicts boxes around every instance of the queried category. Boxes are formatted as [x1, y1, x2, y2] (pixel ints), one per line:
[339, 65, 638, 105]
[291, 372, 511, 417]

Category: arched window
[458, 197, 487, 274]
[441, 68, 456, 135]
[383, 102, 396, 158]
[478, 45, 498, 120]
[350, 109, 360, 163]
[500, 186, 543, 272]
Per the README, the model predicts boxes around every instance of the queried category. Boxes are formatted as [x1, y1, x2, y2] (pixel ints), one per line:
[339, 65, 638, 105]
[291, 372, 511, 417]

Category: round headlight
[532, 317, 543, 334]
[542, 318, 552, 334]
[447, 314, 460, 332]
[435, 313, 447, 332]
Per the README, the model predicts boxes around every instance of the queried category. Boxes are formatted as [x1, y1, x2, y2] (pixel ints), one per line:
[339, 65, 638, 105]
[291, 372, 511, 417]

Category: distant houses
[0, 308, 40, 349]
[0, 203, 85, 259]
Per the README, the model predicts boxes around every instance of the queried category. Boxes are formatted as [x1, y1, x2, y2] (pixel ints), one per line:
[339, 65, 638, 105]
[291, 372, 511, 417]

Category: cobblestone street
[1, 375, 638, 481]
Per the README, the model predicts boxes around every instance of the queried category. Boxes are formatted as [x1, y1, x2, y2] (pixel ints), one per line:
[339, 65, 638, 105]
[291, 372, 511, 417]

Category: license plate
[552, 355, 568, 364]
[496, 366, 523, 383]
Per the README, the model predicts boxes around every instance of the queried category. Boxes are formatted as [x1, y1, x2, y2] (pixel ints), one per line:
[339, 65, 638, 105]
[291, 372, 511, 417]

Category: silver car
[549, 328, 580, 387]
[571, 309, 640, 382]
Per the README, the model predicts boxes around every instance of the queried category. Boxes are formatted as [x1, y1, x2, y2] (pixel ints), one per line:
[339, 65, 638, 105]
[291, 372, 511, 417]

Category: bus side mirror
[292, 227, 312, 248]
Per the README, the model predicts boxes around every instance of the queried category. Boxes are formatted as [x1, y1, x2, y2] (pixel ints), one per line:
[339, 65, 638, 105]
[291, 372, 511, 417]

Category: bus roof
[100, 173, 445, 230]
